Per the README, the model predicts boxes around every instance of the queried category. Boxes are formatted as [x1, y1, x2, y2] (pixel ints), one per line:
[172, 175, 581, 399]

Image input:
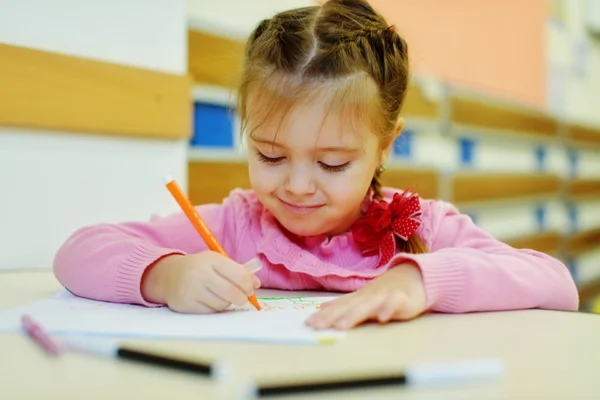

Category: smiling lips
[278, 198, 324, 215]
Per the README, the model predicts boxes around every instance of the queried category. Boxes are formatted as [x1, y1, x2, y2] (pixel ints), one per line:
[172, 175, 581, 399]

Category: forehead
[243, 72, 384, 149]
[252, 102, 370, 147]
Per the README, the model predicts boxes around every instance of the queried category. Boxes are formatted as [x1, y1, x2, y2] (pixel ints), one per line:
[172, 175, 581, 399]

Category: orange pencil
[163, 175, 261, 311]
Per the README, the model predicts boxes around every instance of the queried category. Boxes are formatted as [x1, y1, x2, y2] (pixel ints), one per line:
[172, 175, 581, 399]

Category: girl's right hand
[141, 251, 261, 313]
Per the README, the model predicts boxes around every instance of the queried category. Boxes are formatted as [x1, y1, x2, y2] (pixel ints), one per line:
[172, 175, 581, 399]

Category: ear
[379, 118, 405, 165]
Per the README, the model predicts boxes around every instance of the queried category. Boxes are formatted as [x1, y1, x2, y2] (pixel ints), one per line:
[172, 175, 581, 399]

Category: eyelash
[320, 162, 351, 172]
[256, 152, 284, 164]
[255, 152, 351, 172]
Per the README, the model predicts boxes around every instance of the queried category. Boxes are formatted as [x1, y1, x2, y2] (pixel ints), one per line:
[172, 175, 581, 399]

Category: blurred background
[0, 0, 599, 310]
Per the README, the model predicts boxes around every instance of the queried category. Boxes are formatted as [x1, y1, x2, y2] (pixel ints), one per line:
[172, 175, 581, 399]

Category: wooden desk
[1, 271, 599, 399]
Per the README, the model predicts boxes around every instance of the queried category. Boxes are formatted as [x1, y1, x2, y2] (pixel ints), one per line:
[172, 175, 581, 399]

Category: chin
[278, 218, 328, 237]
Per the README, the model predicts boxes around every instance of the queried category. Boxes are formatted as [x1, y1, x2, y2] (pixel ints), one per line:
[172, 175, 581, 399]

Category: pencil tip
[249, 295, 261, 310]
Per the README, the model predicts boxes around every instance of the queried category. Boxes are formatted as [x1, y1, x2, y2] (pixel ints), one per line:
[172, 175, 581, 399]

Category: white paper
[0, 291, 344, 344]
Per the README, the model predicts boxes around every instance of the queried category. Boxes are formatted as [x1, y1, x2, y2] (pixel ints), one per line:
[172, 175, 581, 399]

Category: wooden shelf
[505, 231, 561, 256]
[188, 160, 250, 205]
[188, 29, 245, 88]
[451, 173, 560, 204]
[450, 93, 558, 137]
[565, 228, 600, 257]
[381, 166, 439, 200]
[568, 179, 600, 199]
[402, 82, 439, 119]
[0, 42, 191, 140]
[579, 278, 600, 304]
[569, 123, 600, 147]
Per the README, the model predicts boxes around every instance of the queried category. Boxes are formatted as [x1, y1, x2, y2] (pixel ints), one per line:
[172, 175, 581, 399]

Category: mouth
[278, 198, 325, 215]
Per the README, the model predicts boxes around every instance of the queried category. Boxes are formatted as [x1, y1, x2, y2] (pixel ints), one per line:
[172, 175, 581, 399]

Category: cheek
[248, 160, 278, 191]
[324, 162, 375, 201]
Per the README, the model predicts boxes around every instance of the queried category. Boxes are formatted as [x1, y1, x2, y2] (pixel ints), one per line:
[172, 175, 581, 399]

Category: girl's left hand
[305, 263, 428, 330]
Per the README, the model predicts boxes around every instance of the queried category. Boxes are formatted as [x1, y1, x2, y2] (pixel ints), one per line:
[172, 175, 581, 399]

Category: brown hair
[237, 0, 427, 254]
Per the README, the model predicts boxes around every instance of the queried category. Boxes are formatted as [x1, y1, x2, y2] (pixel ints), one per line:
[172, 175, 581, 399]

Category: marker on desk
[242, 358, 504, 398]
[64, 338, 227, 379]
[21, 315, 62, 356]
[163, 175, 261, 311]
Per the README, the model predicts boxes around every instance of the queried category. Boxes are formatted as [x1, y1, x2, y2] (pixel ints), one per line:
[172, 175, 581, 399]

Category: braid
[370, 165, 428, 254]
[401, 232, 428, 254]
[244, 8, 317, 73]
[370, 167, 383, 199]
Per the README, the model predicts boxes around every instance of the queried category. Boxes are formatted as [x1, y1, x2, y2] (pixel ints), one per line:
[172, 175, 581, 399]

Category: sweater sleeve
[53, 194, 242, 307]
[391, 200, 579, 313]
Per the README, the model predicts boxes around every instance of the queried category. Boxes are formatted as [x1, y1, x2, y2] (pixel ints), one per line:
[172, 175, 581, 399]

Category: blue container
[393, 129, 414, 159]
[534, 145, 547, 171]
[191, 102, 235, 148]
[459, 137, 475, 167]
[535, 203, 547, 232]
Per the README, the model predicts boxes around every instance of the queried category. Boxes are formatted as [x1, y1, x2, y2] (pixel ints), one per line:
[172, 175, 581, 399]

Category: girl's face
[246, 101, 393, 237]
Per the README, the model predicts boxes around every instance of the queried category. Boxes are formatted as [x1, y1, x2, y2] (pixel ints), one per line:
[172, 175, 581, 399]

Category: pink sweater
[53, 188, 579, 312]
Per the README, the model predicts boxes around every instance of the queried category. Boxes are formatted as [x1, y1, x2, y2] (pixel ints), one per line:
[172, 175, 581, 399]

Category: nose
[284, 165, 316, 196]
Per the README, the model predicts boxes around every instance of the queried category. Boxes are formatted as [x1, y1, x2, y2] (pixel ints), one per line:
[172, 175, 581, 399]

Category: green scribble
[257, 297, 316, 305]
[258, 297, 310, 301]
[257, 297, 288, 300]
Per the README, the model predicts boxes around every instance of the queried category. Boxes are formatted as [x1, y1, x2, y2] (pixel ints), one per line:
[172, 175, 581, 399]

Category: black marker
[64, 338, 227, 379]
[243, 358, 504, 398]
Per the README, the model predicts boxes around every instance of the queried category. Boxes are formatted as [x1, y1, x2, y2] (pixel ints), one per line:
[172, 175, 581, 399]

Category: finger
[168, 296, 219, 314]
[252, 275, 261, 289]
[197, 286, 232, 312]
[208, 269, 250, 306]
[332, 296, 386, 330]
[306, 295, 361, 330]
[305, 296, 352, 329]
[377, 292, 408, 323]
[212, 258, 255, 297]
[318, 297, 341, 309]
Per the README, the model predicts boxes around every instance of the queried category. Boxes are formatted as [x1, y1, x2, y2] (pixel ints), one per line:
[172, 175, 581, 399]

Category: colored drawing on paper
[229, 296, 331, 312]
[0, 291, 344, 344]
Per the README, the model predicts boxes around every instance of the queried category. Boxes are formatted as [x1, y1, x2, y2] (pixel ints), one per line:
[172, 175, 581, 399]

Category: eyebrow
[250, 137, 359, 153]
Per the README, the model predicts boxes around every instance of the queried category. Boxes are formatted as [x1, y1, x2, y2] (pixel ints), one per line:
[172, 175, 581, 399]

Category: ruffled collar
[267, 188, 422, 266]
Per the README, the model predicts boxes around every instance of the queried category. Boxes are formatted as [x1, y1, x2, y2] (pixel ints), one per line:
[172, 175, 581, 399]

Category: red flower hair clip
[351, 188, 422, 267]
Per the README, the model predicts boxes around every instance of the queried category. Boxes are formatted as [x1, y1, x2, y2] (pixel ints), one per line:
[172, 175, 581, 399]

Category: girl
[53, 0, 579, 330]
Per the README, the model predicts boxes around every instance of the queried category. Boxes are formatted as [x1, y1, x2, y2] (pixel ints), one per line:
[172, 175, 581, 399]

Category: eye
[319, 162, 351, 172]
[256, 151, 284, 164]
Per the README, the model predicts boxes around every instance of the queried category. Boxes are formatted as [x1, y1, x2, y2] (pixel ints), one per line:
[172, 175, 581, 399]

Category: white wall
[547, 0, 600, 125]
[0, 0, 189, 270]
[578, 148, 600, 179]
[577, 247, 600, 284]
